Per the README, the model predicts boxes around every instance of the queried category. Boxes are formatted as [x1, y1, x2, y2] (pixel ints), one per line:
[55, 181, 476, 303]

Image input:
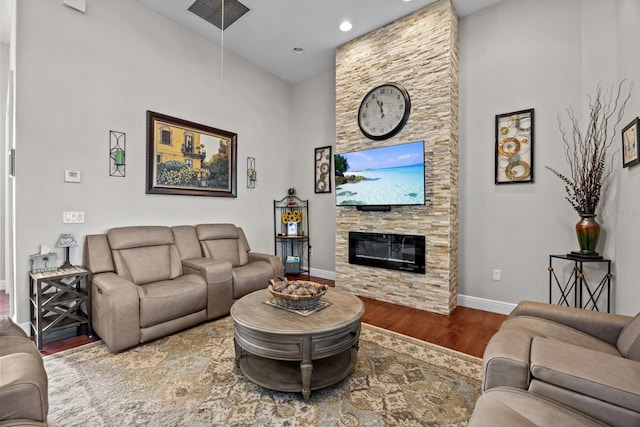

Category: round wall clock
[358, 83, 411, 140]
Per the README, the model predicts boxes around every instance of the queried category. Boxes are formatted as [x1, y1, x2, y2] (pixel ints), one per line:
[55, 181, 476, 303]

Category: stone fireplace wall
[335, 0, 459, 314]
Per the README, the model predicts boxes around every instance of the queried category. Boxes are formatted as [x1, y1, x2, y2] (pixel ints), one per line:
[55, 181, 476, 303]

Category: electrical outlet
[492, 269, 501, 281]
[63, 211, 85, 224]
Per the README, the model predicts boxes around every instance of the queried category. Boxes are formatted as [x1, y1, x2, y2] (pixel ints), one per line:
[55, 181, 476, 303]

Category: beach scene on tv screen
[335, 141, 425, 206]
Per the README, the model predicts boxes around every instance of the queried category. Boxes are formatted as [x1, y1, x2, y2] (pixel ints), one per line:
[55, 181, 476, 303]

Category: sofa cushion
[237, 227, 252, 253]
[0, 336, 41, 359]
[196, 223, 238, 240]
[508, 300, 630, 346]
[618, 313, 640, 362]
[108, 226, 184, 284]
[196, 224, 249, 267]
[137, 274, 207, 328]
[231, 261, 273, 299]
[529, 380, 640, 427]
[107, 226, 174, 249]
[201, 239, 244, 267]
[84, 234, 114, 274]
[500, 316, 621, 357]
[468, 387, 609, 427]
[116, 245, 183, 285]
[171, 225, 202, 260]
[0, 316, 28, 338]
[530, 337, 640, 413]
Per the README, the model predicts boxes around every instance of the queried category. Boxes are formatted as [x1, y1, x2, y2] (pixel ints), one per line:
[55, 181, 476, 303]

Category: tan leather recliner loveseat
[479, 300, 640, 427]
[84, 224, 283, 352]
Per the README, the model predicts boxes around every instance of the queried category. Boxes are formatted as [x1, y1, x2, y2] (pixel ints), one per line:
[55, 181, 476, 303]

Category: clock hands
[376, 99, 385, 119]
[359, 83, 410, 140]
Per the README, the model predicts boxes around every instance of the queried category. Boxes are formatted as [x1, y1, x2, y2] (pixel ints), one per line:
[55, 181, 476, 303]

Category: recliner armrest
[91, 273, 140, 352]
[482, 329, 533, 391]
[510, 301, 631, 345]
[530, 337, 640, 413]
[0, 352, 48, 422]
[248, 252, 284, 277]
[181, 258, 233, 320]
[182, 257, 233, 283]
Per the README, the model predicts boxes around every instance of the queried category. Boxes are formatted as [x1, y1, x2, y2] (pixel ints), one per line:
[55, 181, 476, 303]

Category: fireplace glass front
[348, 231, 425, 274]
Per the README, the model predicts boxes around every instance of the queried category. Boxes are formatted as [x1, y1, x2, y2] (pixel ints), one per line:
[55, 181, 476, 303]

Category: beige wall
[335, 0, 459, 314]
[459, 0, 640, 315]
[11, 0, 294, 325]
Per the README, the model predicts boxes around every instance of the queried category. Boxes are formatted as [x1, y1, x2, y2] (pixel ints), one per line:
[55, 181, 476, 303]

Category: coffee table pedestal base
[236, 345, 358, 400]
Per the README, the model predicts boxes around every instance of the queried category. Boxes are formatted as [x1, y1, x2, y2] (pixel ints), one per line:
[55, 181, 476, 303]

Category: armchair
[0, 316, 48, 426]
[482, 300, 640, 427]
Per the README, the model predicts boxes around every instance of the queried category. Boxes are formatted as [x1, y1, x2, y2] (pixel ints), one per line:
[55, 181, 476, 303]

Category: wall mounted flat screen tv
[335, 140, 425, 208]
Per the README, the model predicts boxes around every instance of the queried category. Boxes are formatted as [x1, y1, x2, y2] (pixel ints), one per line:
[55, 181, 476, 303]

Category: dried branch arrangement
[546, 81, 633, 215]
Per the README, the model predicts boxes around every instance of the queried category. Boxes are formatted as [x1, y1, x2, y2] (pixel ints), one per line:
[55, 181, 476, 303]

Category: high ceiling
[134, 0, 503, 84]
[1, 0, 504, 84]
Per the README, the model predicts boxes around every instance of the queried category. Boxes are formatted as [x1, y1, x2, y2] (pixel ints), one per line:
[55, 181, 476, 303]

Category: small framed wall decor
[495, 109, 534, 184]
[622, 116, 639, 168]
[314, 146, 332, 193]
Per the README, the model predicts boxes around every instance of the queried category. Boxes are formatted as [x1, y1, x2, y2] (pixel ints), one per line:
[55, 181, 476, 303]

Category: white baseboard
[307, 270, 512, 314]
[457, 294, 516, 315]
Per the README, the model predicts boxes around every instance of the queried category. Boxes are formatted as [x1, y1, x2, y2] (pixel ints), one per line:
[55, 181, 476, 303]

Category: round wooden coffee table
[230, 287, 364, 400]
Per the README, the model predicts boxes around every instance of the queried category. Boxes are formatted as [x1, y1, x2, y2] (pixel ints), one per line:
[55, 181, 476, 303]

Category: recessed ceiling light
[292, 47, 305, 55]
[339, 21, 352, 32]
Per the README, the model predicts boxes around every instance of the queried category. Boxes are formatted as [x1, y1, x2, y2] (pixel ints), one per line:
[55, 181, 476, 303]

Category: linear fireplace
[348, 231, 426, 274]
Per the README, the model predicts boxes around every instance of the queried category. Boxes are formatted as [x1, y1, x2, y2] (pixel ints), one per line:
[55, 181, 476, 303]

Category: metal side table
[548, 254, 612, 312]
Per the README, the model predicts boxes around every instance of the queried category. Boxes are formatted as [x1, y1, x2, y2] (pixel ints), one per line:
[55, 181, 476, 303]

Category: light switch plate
[64, 170, 82, 183]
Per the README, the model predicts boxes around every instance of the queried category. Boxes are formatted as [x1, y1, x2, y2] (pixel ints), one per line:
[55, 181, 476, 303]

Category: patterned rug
[44, 317, 482, 426]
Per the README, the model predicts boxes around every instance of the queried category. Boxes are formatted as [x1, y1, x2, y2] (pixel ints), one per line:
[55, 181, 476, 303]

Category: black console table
[548, 254, 612, 313]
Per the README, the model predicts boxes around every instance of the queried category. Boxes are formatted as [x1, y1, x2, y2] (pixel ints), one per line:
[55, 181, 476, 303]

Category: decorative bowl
[268, 278, 328, 310]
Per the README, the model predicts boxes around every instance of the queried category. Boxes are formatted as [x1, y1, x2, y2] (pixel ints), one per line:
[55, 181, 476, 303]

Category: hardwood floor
[0, 278, 506, 358]
[0, 289, 8, 315]
[359, 296, 505, 358]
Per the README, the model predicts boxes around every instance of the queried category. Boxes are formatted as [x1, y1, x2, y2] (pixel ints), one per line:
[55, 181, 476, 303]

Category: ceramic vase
[575, 214, 600, 255]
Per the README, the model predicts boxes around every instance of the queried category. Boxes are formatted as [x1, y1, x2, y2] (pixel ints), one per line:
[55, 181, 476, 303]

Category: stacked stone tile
[335, 0, 459, 314]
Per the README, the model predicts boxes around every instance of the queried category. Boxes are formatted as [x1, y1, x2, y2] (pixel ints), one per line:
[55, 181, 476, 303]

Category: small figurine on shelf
[287, 187, 297, 206]
[30, 245, 58, 273]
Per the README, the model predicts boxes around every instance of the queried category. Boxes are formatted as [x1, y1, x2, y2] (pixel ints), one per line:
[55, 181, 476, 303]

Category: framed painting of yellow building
[146, 110, 237, 197]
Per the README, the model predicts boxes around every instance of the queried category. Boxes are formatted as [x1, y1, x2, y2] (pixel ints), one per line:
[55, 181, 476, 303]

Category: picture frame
[495, 108, 534, 184]
[622, 116, 639, 168]
[146, 111, 237, 197]
[314, 146, 332, 193]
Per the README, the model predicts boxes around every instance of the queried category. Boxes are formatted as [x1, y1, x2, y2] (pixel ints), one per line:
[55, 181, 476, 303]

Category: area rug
[44, 317, 482, 426]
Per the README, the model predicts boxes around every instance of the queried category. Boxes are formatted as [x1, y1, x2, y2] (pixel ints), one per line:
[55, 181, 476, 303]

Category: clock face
[358, 83, 411, 140]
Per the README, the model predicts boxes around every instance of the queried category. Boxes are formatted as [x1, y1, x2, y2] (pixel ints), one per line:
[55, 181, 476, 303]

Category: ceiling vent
[188, 0, 249, 31]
